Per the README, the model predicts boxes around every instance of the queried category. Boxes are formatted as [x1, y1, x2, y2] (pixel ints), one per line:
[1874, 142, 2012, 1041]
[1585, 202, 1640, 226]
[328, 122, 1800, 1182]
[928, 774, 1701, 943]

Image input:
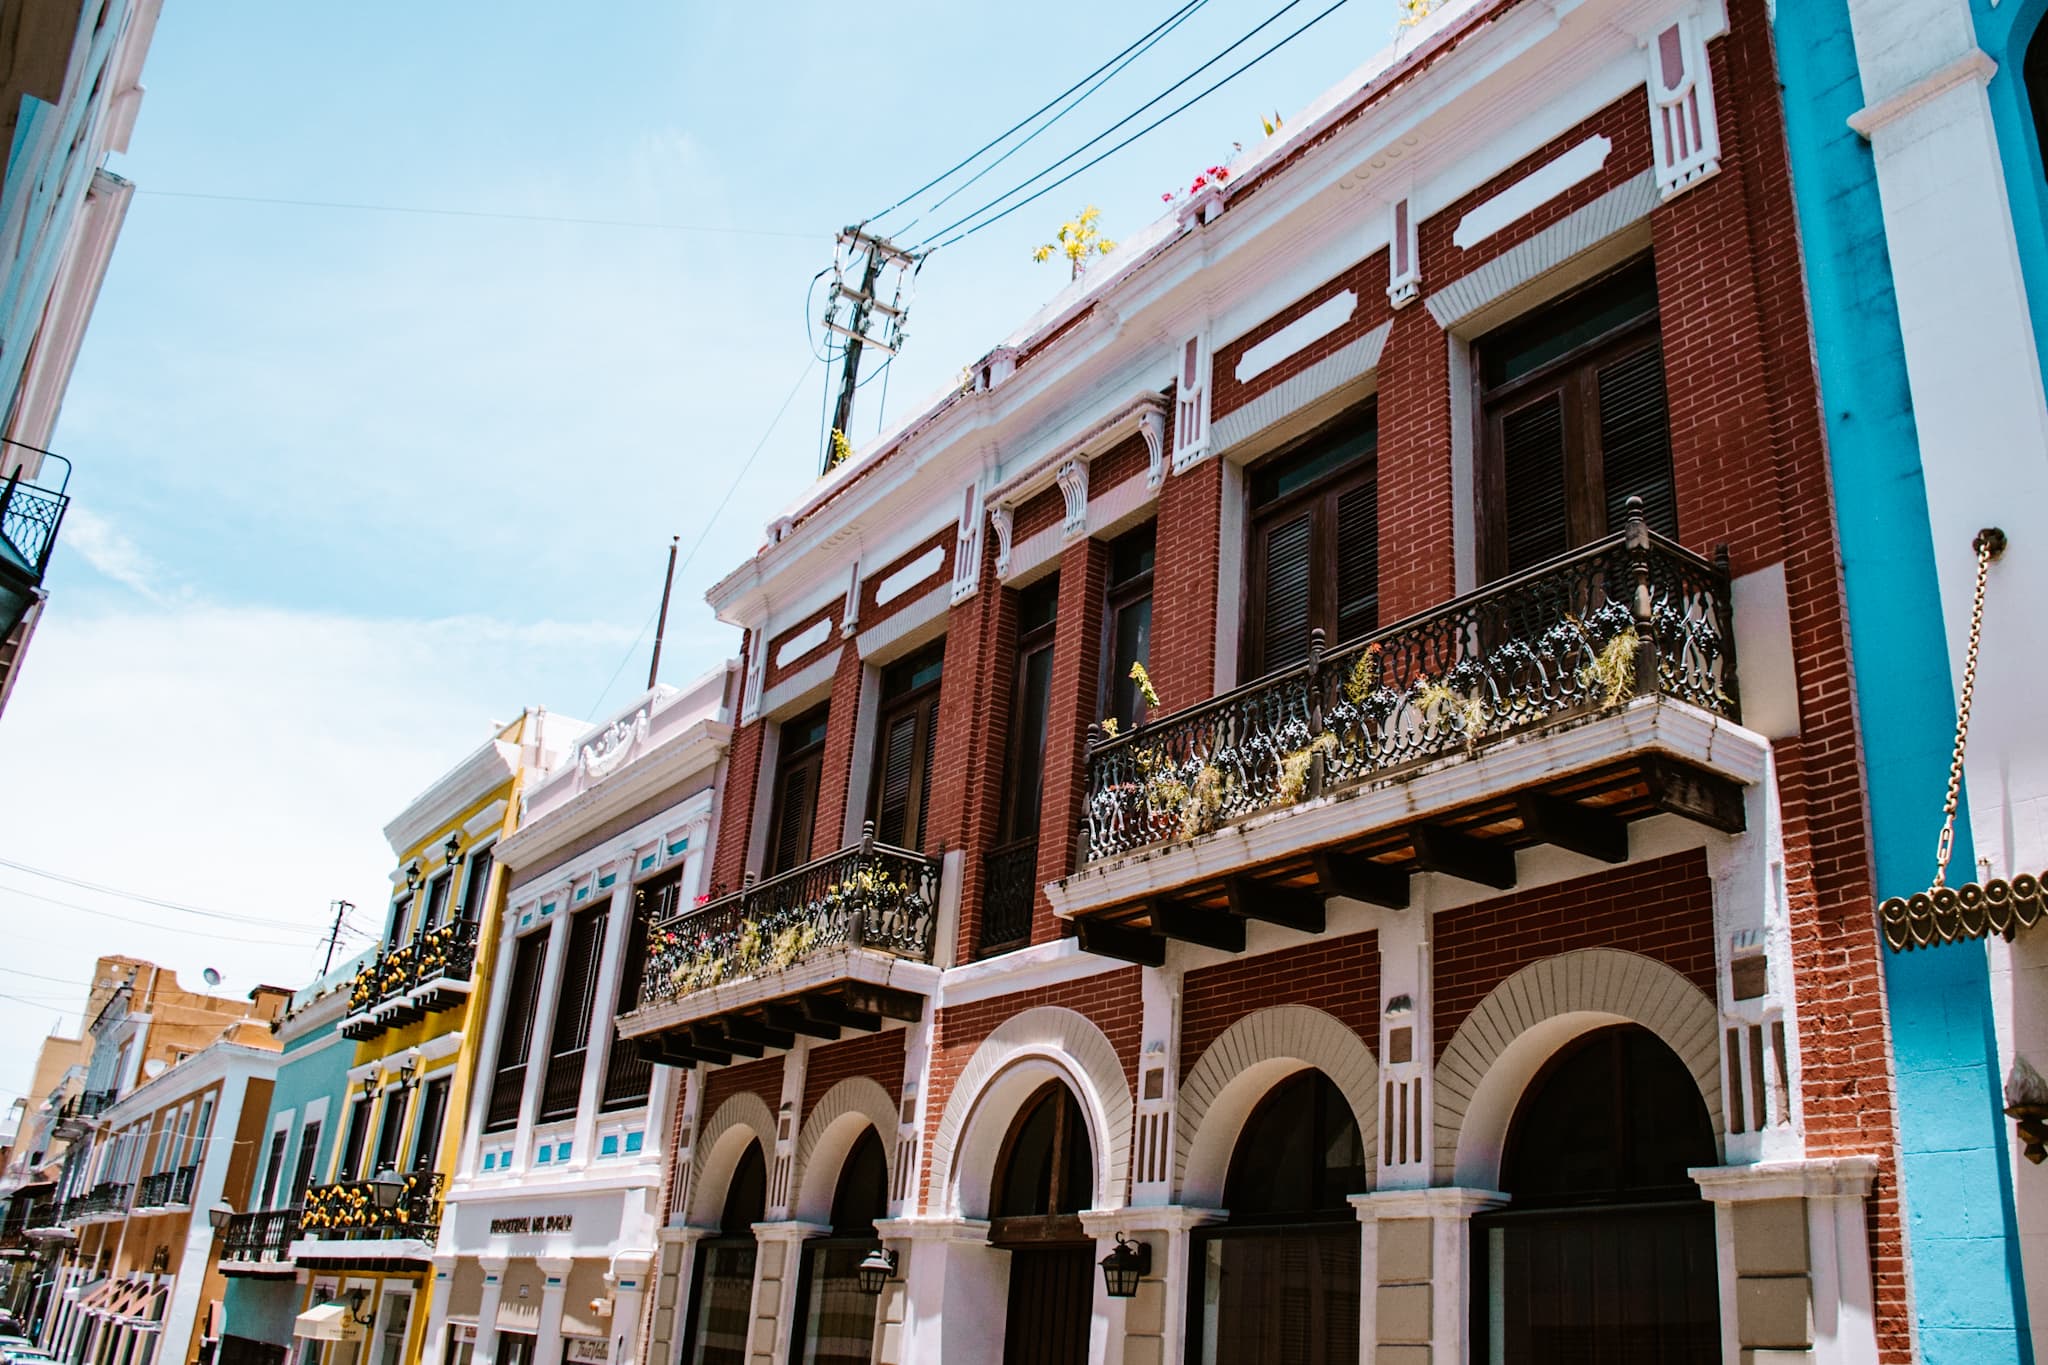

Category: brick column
[809, 641, 868, 861]
[1374, 301, 1455, 621]
[710, 638, 764, 897]
[1035, 539, 1110, 941]
[1149, 455, 1221, 705]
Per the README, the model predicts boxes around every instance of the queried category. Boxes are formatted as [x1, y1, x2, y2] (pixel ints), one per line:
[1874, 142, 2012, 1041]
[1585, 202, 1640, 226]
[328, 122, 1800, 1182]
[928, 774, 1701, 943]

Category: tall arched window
[1190, 1069, 1366, 1364]
[681, 1141, 766, 1365]
[793, 1128, 888, 1365]
[1474, 1024, 1720, 1363]
[990, 1082, 1096, 1365]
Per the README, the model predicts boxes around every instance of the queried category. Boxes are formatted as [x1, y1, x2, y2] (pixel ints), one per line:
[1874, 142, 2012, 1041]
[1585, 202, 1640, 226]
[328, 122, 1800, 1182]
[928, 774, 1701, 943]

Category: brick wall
[1149, 453, 1221, 702]
[709, 640, 763, 897]
[1181, 931, 1381, 1074]
[1033, 538, 1110, 939]
[764, 603, 842, 692]
[858, 528, 954, 633]
[1431, 851, 1718, 1058]
[808, 641, 867, 861]
[700, 1055, 785, 1128]
[802, 1029, 907, 1116]
[1213, 252, 1392, 420]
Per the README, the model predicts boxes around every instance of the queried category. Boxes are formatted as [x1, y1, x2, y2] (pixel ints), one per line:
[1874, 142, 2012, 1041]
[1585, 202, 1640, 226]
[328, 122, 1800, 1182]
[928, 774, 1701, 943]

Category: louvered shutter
[540, 908, 608, 1120]
[769, 759, 816, 873]
[600, 881, 661, 1110]
[485, 932, 545, 1130]
[1334, 478, 1379, 645]
[1499, 392, 1569, 573]
[874, 710, 920, 847]
[1258, 512, 1314, 674]
[915, 698, 939, 848]
[1596, 342, 1677, 538]
[410, 1077, 449, 1174]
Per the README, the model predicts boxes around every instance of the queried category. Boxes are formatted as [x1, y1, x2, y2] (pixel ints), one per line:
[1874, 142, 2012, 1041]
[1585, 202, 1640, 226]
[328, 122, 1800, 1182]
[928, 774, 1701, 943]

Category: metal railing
[220, 1208, 300, 1264]
[978, 838, 1039, 955]
[639, 831, 937, 1007]
[0, 469, 68, 581]
[342, 918, 482, 1033]
[298, 1172, 445, 1242]
[1084, 513, 1739, 863]
[68, 1182, 130, 1219]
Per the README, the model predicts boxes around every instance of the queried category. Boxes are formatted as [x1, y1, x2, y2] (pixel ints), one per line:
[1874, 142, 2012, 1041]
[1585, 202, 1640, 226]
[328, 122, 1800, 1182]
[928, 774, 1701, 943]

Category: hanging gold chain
[1932, 527, 2007, 888]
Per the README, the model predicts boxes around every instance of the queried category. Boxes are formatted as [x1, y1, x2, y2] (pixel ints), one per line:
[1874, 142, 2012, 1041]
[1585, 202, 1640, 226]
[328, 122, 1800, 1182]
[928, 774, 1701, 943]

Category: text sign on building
[488, 1215, 574, 1235]
[565, 1338, 610, 1363]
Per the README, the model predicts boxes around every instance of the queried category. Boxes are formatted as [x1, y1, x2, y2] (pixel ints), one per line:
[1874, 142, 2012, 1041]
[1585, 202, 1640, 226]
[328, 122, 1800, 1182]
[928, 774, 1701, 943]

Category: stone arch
[789, 1076, 899, 1226]
[929, 1006, 1134, 1216]
[687, 1091, 776, 1228]
[1177, 1004, 1379, 1206]
[1434, 947, 1723, 1186]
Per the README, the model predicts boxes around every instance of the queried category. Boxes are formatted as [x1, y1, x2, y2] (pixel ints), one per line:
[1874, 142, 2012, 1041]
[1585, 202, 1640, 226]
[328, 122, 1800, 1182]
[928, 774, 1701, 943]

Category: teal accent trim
[535, 1146, 551, 1165]
[641, 853, 658, 870]
[575, 885, 589, 901]
[556, 1142, 571, 1161]
[624, 1131, 644, 1154]
[1780, 3, 2031, 1360]
[598, 873, 616, 889]
[600, 1135, 619, 1157]
[1973, 0, 2048, 390]
[667, 838, 689, 857]
[482, 1152, 495, 1171]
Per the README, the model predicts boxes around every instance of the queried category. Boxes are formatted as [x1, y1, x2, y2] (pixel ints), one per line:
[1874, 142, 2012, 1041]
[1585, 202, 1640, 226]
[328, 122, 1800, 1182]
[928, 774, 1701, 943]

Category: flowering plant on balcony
[1160, 164, 1231, 205]
[347, 963, 378, 1014]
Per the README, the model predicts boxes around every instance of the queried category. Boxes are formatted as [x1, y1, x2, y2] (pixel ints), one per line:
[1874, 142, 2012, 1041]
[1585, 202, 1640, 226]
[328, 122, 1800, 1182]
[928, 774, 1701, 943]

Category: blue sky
[0, 0, 1414, 1106]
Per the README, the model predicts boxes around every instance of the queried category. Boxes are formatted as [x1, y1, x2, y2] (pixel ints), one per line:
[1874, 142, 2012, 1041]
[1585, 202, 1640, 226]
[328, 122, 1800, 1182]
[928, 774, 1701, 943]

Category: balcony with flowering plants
[1051, 506, 1763, 963]
[292, 1172, 445, 1269]
[339, 918, 482, 1042]
[618, 825, 940, 1066]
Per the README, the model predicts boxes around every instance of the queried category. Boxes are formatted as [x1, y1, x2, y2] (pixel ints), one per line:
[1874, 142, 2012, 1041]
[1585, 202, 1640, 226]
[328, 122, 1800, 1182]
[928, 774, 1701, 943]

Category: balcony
[21, 1192, 68, 1242]
[619, 832, 939, 1065]
[218, 1208, 300, 1277]
[133, 1165, 195, 1211]
[66, 1182, 130, 1223]
[1055, 519, 1759, 961]
[339, 918, 482, 1042]
[52, 1088, 116, 1137]
[293, 1173, 445, 1267]
[0, 467, 68, 635]
[979, 837, 1038, 956]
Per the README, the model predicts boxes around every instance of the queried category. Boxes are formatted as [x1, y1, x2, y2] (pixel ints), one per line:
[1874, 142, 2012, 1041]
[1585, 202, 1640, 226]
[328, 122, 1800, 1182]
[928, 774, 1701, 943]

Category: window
[337, 1098, 372, 1183]
[1101, 525, 1155, 730]
[792, 1129, 888, 1365]
[767, 706, 830, 874]
[370, 1089, 407, 1177]
[1474, 1025, 1718, 1364]
[1477, 258, 1674, 580]
[421, 871, 452, 932]
[603, 870, 679, 1112]
[259, 1129, 287, 1209]
[384, 894, 412, 949]
[190, 1097, 214, 1166]
[409, 1076, 449, 1174]
[458, 844, 495, 922]
[867, 642, 945, 851]
[539, 906, 609, 1122]
[1190, 1070, 1365, 1364]
[290, 1121, 322, 1205]
[983, 579, 1060, 956]
[681, 1142, 767, 1365]
[1244, 404, 1379, 678]
[486, 932, 549, 1132]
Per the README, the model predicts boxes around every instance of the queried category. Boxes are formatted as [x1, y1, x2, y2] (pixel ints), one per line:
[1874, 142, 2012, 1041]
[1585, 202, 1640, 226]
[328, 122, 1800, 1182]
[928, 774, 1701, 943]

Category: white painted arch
[928, 1006, 1135, 1216]
[1434, 947, 1723, 1186]
[790, 1076, 900, 1225]
[1176, 1004, 1380, 1206]
[688, 1091, 776, 1227]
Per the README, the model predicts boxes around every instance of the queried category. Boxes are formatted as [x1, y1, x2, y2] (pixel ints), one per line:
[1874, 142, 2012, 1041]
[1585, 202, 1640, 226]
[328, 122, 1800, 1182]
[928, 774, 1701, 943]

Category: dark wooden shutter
[540, 907, 608, 1121]
[1334, 478, 1379, 644]
[260, 1129, 287, 1209]
[337, 1098, 371, 1181]
[1257, 512, 1314, 675]
[459, 845, 494, 921]
[1499, 392, 1570, 573]
[874, 710, 920, 847]
[290, 1121, 321, 1204]
[410, 1077, 449, 1174]
[769, 758, 817, 873]
[601, 877, 667, 1111]
[371, 1093, 405, 1175]
[915, 698, 939, 847]
[1596, 342, 1677, 538]
[486, 932, 548, 1131]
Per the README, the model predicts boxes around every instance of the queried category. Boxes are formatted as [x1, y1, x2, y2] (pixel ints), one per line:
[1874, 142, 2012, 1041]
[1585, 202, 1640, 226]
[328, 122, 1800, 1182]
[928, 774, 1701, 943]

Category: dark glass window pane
[829, 1129, 888, 1236]
[684, 1242, 758, 1365]
[1251, 422, 1379, 508]
[1225, 1071, 1365, 1218]
[540, 907, 609, 1121]
[410, 1077, 449, 1174]
[880, 643, 944, 700]
[487, 932, 549, 1131]
[422, 873, 451, 931]
[1109, 523, 1156, 585]
[458, 845, 494, 921]
[290, 1121, 322, 1204]
[1107, 596, 1153, 729]
[796, 1244, 880, 1365]
[338, 1099, 371, 1182]
[1017, 576, 1061, 634]
[721, 1144, 767, 1232]
[1481, 260, 1659, 386]
[1198, 1225, 1360, 1365]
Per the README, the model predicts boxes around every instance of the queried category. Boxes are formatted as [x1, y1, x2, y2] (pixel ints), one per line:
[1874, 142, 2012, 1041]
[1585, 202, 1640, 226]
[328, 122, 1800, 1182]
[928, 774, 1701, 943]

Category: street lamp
[367, 1167, 406, 1214]
[206, 1200, 234, 1232]
[444, 832, 463, 868]
[1099, 1234, 1151, 1298]
[854, 1246, 896, 1296]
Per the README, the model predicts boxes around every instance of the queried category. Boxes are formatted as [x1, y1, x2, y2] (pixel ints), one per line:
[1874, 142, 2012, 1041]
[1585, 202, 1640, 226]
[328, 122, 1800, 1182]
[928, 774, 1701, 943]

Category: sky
[0, 0, 1419, 1109]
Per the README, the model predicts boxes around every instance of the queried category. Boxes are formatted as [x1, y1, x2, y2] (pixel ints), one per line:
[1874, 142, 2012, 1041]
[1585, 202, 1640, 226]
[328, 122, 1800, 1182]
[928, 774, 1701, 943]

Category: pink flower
[1161, 192, 1174, 202]
[1191, 175, 1207, 191]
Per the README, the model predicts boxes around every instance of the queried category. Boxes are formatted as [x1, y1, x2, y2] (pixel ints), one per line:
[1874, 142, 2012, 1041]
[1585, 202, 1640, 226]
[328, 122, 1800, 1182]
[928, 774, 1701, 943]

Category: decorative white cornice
[983, 389, 1171, 515]
[1848, 49, 1996, 139]
[384, 737, 522, 857]
[1689, 1156, 1879, 1203]
[497, 723, 727, 874]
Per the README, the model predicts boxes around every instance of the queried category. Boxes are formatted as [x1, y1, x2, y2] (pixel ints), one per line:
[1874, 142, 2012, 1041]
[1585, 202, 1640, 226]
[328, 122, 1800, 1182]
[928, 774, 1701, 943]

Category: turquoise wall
[1775, 2, 2030, 1359]
[1973, 0, 2048, 388]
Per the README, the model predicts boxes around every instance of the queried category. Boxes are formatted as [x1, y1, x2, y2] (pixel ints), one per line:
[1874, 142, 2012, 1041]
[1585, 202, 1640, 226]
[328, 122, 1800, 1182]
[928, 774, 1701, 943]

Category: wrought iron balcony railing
[135, 1171, 170, 1207]
[0, 468, 68, 584]
[341, 918, 483, 1039]
[20, 1193, 60, 1230]
[53, 1088, 116, 1133]
[978, 838, 1039, 955]
[220, 1208, 300, 1265]
[298, 1172, 445, 1242]
[68, 1182, 130, 1220]
[1083, 515, 1738, 864]
[639, 833, 938, 1007]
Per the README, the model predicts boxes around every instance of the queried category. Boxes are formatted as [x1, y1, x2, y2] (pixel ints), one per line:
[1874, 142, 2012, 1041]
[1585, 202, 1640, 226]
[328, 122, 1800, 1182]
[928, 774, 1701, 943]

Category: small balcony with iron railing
[52, 1088, 116, 1138]
[292, 1172, 446, 1266]
[1052, 509, 1761, 963]
[339, 918, 483, 1042]
[132, 1165, 196, 1212]
[0, 461, 69, 639]
[217, 1208, 300, 1276]
[65, 1181, 131, 1224]
[618, 828, 941, 1066]
[21, 1189, 68, 1242]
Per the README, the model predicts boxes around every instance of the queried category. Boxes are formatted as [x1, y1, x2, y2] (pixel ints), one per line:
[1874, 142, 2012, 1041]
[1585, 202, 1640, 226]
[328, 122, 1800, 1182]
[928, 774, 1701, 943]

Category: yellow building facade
[288, 710, 581, 1365]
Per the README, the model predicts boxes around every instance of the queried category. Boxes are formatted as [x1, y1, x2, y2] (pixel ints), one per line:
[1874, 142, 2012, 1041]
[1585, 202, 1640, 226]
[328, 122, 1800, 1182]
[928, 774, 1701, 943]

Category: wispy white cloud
[59, 504, 177, 603]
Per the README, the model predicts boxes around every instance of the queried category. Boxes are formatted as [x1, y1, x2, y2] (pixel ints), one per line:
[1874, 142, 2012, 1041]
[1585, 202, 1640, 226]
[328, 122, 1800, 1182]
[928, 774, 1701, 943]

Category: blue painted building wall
[1972, 0, 2048, 386]
[1774, 2, 2031, 1359]
[220, 952, 369, 1352]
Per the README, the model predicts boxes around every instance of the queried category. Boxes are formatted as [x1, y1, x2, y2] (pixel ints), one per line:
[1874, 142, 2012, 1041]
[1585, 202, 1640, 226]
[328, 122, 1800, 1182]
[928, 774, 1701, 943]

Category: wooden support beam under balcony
[842, 982, 926, 1023]
[763, 1002, 840, 1040]
[1516, 791, 1628, 863]
[725, 1015, 797, 1051]
[804, 994, 882, 1033]
[1152, 898, 1246, 952]
[695, 1023, 761, 1059]
[1075, 918, 1166, 968]
[1412, 823, 1517, 890]
[1642, 756, 1746, 834]
[1228, 876, 1328, 933]
[1312, 852, 1408, 910]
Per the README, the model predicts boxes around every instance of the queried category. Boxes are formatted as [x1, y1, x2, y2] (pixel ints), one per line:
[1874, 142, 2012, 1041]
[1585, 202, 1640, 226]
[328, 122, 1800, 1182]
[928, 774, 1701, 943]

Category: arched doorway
[680, 1140, 765, 1365]
[1474, 1023, 1720, 1363]
[989, 1081, 1095, 1365]
[1189, 1068, 1366, 1364]
[792, 1128, 887, 1365]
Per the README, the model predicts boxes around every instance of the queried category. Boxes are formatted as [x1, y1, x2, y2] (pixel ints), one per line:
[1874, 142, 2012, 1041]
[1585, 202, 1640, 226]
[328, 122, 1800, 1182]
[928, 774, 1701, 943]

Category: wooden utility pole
[648, 535, 680, 689]
[820, 227, 919, 475]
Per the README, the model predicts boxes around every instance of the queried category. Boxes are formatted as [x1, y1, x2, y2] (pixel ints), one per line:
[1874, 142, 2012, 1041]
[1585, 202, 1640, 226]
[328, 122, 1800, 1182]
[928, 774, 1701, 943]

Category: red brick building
[619, 0, 1906, 1360]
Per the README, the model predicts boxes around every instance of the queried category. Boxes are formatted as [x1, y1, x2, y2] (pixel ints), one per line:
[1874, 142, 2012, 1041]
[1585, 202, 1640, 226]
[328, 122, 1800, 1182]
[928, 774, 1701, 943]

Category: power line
[137, 189, 820, 240]
[0, 854, 294, 927]
[586, 357, 821, 719]
[0, 880, 318, 948]
[866, 0, 1209, 226]
[920, 0, 1346, 251]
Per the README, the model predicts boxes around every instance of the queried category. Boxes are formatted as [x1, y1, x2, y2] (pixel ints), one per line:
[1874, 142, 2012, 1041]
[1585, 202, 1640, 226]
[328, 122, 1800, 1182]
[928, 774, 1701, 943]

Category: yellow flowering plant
[1033, 207, 1116, 280]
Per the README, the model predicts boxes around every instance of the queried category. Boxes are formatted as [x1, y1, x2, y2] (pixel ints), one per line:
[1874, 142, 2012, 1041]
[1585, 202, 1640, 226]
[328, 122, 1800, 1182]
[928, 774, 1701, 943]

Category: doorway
[990, 1082, 1096, 1365]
